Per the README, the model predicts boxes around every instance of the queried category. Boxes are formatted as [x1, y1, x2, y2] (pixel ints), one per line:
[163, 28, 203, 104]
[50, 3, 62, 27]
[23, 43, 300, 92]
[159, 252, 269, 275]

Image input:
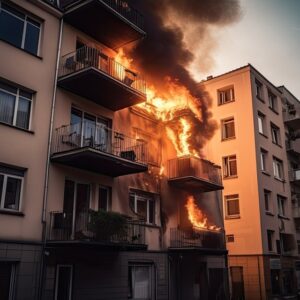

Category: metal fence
[58, 46, 146, 96]
[48, 211, 146, 245]
[51, 122, 148, 164]
[168, 156, 222, 186]
[170, 228, 225, 250]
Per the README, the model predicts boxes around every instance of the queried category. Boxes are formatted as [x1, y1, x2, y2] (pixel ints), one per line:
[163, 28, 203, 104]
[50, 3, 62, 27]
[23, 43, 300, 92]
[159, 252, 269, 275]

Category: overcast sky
[197, 0, 300, 98]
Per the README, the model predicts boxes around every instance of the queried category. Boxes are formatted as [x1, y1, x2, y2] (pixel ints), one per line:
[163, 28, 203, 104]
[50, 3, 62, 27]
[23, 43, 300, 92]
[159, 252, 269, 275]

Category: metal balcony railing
[58, 46, 146, 96]
[51, 122, 148, 165]
[61, 0, 144, 30]
[170, 228, 225, 250]
[168, 156, 222, 186]
[289, 169, 300, 182]
[48, 211, 146, 245]
[283, 105, 300, 122]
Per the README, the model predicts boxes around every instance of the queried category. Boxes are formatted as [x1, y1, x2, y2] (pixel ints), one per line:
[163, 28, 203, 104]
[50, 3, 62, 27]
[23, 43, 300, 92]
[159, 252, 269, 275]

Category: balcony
[286, 139, 300, 155]
[60, 0, 145, 49]
[169, 228, 226, 253]
[58, 47, 146, 111]
[283, 105, 300, 130]
[47, 210, 146, 250]
[51, 122, 148, 177]
[289, 169, 300, 185]
[167, 156, 223, 192]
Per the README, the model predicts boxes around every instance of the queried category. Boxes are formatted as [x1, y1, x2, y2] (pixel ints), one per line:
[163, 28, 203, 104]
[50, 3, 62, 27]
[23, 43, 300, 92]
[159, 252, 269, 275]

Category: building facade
[0, 0, 228, 299]
[201, 65, 300, 300]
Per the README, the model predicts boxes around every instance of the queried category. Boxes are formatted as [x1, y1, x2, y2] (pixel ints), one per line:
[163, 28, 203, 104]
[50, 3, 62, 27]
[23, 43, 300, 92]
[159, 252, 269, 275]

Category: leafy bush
[89, 210, 127, 241]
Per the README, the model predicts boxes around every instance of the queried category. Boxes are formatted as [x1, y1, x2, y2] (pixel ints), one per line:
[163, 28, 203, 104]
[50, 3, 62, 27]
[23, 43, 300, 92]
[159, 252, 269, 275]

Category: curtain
[0, 90, 15, 125]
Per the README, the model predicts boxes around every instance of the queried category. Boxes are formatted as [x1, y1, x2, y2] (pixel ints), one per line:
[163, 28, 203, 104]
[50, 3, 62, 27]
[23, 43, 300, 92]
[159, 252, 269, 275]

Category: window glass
[128, 266, 152, 299]
[0, 262, 15, 300]
[4, 177, 21, 210]
[0, 175, 3, 196]
[267, 230, 274, 251]
[222, 118, 235, 139]
[0, 8, 24, 47]
[223, 155, 237, 177]
[24, 21, 40, 55]
[56, 265, 72, 300]
[225, 194, 240, 217]
[99, 186, 110, 211]
[16, 97, 31, 129]
[0, 90, 15, 124]
[137, 198, 147, 221]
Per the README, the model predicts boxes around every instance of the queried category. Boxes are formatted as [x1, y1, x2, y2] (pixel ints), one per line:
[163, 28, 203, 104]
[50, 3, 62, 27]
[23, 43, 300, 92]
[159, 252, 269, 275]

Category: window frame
[0, 172, 24, 212]
[267, 230, 275, 252]
[257, 112, 266, 136]
[260, 148, 268, 172]
[0, 81, 33, 130]
[130, 190, 156, 225]
[128, 263, 155, 300]
[264, 189, 272, 213]
[268, 90, 278, 113]
[255, 79, 263, 101]
[217, 86, 235, 105]
[221, 117, 236, 140]
[0, 261, 16, 300]
[273, 157, 284, 181]
[98, 185, 111, 212]
[270, 123, 281, 146]
[223, 155, 237, 178]
[54, 264, 73, 300]
[277, 194, 287, 217]
[224, 194, 240, 219]
[0, 2, 41, 56]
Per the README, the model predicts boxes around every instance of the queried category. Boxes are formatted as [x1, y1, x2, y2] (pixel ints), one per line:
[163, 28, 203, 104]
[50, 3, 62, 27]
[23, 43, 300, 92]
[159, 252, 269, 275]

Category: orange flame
[185, 196, 220, 231]
[115, 48, 133, 69]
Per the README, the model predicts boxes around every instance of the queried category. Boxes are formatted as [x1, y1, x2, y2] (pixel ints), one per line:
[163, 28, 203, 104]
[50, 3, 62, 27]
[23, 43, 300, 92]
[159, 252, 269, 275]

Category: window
[218, 86, 234, 105]
[267, 230, 274, 251]
[277, 195, 286, 217]
[271, 123, 281, 146]
[273, 157, 284, 180]
[268, 90, 278, 112]
[0, 3, 41, 55]
[129, 190, 156, 224]
[255, 80, 263, 100]
[223, 155, 237, 178]
[225, 194, 240, 218]
[128, 264, 155, 300]
[0, 164, 25, 211]
[257, 112, 266, 135]
[260, 149, 268, 172]
[226, 234, 235, 243]
[221, 117, 235, 140]
[98, 185, 111, 211]
[264, 190, 272, 213]
[0, 81, 33, 130]
[271, 269, 281, 295]
[0, 262, 16, 300]
[230, 267, 245, 300]
[55, 265, 73, 300]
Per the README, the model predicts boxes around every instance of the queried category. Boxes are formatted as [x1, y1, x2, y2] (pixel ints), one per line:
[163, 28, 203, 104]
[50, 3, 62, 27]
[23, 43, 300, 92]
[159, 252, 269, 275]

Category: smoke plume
[127, 0, 241, 154]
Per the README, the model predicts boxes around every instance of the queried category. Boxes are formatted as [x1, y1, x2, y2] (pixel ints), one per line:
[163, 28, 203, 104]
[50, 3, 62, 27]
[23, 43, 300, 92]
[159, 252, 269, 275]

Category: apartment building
[0, 1, 61, 299]
[201, 64, 300, 300]
[0, 0, 228, 299]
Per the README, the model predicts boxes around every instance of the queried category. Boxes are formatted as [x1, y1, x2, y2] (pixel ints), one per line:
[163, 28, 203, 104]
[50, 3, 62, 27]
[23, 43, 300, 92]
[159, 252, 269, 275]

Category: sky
[195, 0, 300, 98]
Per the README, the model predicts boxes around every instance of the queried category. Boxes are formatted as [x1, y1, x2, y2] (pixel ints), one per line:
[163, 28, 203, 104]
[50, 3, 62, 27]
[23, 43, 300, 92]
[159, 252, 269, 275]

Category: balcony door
[63, 179, 90, 239]
[70, 107, 110, 151]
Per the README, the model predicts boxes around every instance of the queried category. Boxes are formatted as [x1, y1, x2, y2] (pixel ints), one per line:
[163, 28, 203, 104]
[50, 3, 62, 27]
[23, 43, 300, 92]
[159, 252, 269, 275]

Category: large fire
[185, 196, 220, 231]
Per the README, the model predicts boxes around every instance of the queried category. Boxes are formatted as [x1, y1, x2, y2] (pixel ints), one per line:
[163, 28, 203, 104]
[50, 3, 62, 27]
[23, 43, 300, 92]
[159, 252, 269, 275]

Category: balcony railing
[170, 228, 225, 250]
[58, 46, 146, 96]
[61, 0, 144, 31]
[286, 139, 300, 155]
[48, 211, 146, 246]
[283, 105, 300, 130]
[289, 169, 300, 182]
[167, 156, 223, 191]
[52, 122, 147, 164]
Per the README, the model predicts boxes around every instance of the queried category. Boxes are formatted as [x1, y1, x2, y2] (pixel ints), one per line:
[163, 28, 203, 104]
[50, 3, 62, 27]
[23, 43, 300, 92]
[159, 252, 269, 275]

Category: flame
[185, 196, 220, 231]
[115, 48, 133, 69]
[159, 165, 165, 176]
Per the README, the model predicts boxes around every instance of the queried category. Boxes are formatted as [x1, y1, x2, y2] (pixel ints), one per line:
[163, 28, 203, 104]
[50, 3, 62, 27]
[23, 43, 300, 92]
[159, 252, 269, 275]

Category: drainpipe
[38, 17, 64, 300]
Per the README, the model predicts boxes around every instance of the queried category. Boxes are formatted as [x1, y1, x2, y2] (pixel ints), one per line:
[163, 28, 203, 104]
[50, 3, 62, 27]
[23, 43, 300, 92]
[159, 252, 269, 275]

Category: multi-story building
[0, 0, 228, 299]
[201, 64, 300, 300]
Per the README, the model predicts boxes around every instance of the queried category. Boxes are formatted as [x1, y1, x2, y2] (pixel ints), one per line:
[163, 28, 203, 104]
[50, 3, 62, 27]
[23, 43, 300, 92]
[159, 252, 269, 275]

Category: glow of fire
[185, 196, 221, 231]
[114, 48, 134, 81]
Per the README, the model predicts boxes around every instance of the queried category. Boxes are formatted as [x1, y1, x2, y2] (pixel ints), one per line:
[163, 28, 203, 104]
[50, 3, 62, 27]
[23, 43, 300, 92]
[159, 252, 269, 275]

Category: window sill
[0, 121, 34, 134]
[0, 209, 24, 217]
[223, 175, 238, 180]
[221, 137, 236, 142]
[278, 214, 289, 220]
[268, 106, 279, 115]
[262, 171, 271, 176]
[272, 141, 282, 148]
[259, 132, 268, 139]
[144, 223, 160, 229]
[274, 177, 285, 183]
[218, 100, 235, 106]
[0, 38, 42, 60]
[225, 216, 240, 220]
[256, 96, 264, 102]
[266, 211, 274, 216]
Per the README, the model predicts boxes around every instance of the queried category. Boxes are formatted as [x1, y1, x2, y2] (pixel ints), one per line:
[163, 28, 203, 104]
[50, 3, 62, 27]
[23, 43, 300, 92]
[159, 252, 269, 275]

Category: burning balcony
[57, 46, 146, 111]
[51, 122, 148, 177]
[60, 0, 145, 49]
[283, 105, 300, 130]
[169, 228, 226, 253]
[47, 210, 146, 250]
[167, 156, 223, 192]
